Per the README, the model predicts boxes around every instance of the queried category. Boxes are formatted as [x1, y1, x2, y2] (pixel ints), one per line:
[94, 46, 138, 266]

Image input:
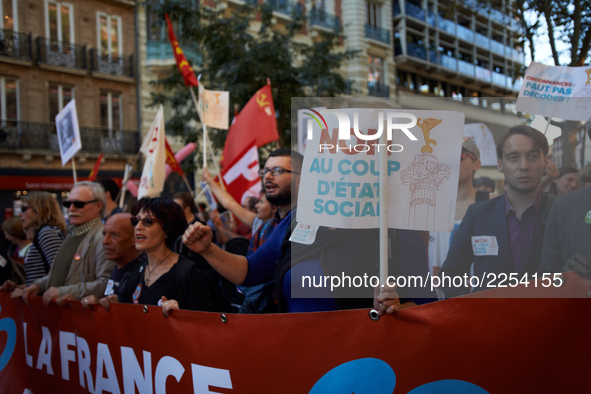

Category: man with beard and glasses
[184, 148, 431, 313]
[183, 148, 304, 311]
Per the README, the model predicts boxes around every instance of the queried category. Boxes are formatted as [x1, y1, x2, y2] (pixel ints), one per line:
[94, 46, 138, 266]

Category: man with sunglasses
[439, 125, 556, 298]
[184, 148, 303, 311]
[18, 181, 115, 306]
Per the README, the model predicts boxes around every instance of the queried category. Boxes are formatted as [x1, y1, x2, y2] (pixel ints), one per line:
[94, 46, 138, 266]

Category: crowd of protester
[1, 125, 590, 317]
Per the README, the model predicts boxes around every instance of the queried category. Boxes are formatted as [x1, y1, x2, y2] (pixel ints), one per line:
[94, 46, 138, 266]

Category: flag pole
[542, 116, 551, 135]
[71, 157, 78, 183]
[118, 163, 132, 209]
[188, 86, 208, 169]
[378, 122, 389, 289]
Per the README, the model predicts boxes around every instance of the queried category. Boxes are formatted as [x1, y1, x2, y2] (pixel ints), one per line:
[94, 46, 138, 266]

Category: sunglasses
[21, 205, 31, 213]
[130, 217, 161, 227]
[258, 167, 300, 178]
[460, 150, 476, 161]
[62, 200, 98, 209]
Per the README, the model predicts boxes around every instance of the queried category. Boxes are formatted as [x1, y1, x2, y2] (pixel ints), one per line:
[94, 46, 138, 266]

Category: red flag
[220, 84, 279, 167]
[220, 142, 262, 204]
[164, 138, 184, 176]
[165, 14, 198, 87]
[88, 153, 103, 181]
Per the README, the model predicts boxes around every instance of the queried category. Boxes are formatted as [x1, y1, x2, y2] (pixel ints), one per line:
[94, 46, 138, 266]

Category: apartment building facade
[0, 0, 139, 220]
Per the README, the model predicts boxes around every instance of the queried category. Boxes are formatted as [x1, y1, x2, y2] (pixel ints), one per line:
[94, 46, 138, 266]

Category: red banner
[0, 273, 590, 393]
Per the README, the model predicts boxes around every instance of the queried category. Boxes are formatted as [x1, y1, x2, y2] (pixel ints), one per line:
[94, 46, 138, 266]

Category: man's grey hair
[72, 181, 107, 218]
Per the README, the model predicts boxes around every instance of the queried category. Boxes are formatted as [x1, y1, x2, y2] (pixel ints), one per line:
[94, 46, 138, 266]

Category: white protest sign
[55, 99, 81, 166]
[516, 61, 591, 121]
[463, 123, 497, 166]
[197, 82, 230, 130]
[296, 108, 464, 232]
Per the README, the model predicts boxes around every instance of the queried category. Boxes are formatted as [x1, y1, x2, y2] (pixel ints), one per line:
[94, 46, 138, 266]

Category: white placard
[463, 123, 497, 166]
[516, 61, 591, 121]
[55, 99, 81, 166]
[197, 83, 230, 130]
[296, 108, 464, 232]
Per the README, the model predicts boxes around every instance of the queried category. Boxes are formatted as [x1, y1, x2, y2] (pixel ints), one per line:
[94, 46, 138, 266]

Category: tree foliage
[513, 0, 591, 67]
[512, 0, 591, 168]
[147, 0, 358, 158]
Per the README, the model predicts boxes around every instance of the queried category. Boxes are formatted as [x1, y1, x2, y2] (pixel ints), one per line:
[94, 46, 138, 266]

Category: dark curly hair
[131, 197, 187, 249]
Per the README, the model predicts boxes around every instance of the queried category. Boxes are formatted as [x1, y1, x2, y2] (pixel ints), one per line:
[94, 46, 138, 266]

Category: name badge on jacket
[471, 236, 499, 256]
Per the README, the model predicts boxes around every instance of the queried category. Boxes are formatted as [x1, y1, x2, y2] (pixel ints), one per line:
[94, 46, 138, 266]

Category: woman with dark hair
[124, 197, 229, 316]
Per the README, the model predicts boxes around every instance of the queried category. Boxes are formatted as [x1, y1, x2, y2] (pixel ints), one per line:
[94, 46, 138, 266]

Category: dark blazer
[539, 187, 591, 273]
[440, 193, 555, 298]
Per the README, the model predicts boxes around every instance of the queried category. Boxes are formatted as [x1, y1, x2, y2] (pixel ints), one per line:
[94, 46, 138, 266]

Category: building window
[100, 91, 121, 130]
[1, 0, 17, 31]
[97, 13, 121, 55]
[0, 76, 18, 123]
[366, 1, 381, 27]
[48, 83, 74, 121]
[368, 55, 383, 87]
[46, 1, 73, 43]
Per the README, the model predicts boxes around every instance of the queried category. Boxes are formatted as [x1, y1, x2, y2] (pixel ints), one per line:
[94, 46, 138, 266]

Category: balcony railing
[491, 40, 505, 56]
[441, 53, 458, 70]
[0, 120, 139, 154]
[268, 0, 304, 18]
[365, 24, 390, 45]
[0, 29, 32, 61]
[36, 37, 87, 70]
[309, 9, 340, 33]
[147, 39, 200, 64]
[368, 83, 389, 97]
[475, 32, 489, 49]
[458, 59, 475, 77]
[89, 49, 134, 78]
[457, 24, 473, 42]
[475, 65, 491, 83]
[406, 42, 427, 60]
[438, 17, 456, 35]
[492, 71, 509, 88]
[405, 1, 425, 20]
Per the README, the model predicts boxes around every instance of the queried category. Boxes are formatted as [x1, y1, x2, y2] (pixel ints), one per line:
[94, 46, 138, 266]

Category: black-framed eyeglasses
[21, 205, 31, 214]
[62, 200, 98, 209]
[130, 217, 162, 227]
[258, 167, 300, 178]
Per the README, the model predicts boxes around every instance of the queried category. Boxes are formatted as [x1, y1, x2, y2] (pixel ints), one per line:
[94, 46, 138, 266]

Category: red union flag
[165, 14, 198, 87]
[87, 153, 103, 181]
[164, 138, 184, 176]
[220, 142, 261, 204]
[220, 84, 279, 167]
